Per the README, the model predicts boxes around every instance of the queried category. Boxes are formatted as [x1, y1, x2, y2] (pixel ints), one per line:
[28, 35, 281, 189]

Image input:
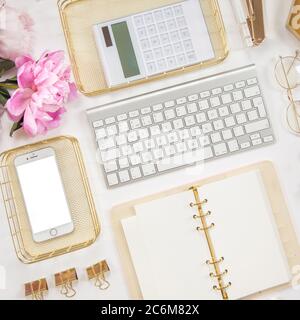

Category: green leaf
[0, 87, 10, 99]
[0, 58, 15, 77]
[0, 93, 8, 106]
[10, 119, 23, 137]
[0, 82, 18, 90]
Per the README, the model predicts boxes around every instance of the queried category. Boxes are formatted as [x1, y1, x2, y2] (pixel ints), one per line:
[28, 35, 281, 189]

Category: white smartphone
[14, 147, 74, 243]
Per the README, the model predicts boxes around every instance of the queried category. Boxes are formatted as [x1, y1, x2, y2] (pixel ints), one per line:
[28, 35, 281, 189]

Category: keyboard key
[142, 115, 152, 126]
[138, 27, 147, 39]
[95, 128, 106, 139]
[93, 120, 104, 128]
[130, 167, 142, 180]
[165, 100, 175, 108]
[222, 129, 233, 140]
[105, 116, 116, 125]
[247, 110, 259, 121]
[130, 154, 141, 166]
[210, 96, 221, 107]
[187, 103, 198, 113]
[199, 100, 209, 110]
[236, 113, 247, 124]
[141, 107, 151, 115]
[162, 122, 172, 133]
[224, 84, 234, 91]
[221, 93, 232, 104]
[244, 86, 260, 98]
[170, 30, 180, 42]
[107, 173, 118, 186]
[202, 123, 213, 134]
[247, 77, 257, 85]
[154, 10, 164, 22]
[153, 47, 163, 59]
[164, 7, 174, 19]
[119, 157, 129, 169]
[142, 163, 156, 176]
[104, 160, 117, 173]
[233, 126, 244, 137]
[144, 13, 154, 24]
[176, 97, 187, 104]
[207, 109, 218, 120]
[230, 103, 241, 114]
[211, 132, 222, 143]
[214, 143, 227, 156]
[184, 115, 195, 126]
[227, 139, 239, 152]
[134, 15, 144, 27]
[200, 91, 210, 98]
[213, 119, 224, 131]
[241, 142, 251, 149]
[233, 91, 243, 101]
[147, 24, 157, 36]
[166, 19, 176, 30]
[166, 56, 177, 68]
[252, 138, 262, 146]
[117, 113, 127, 121]
[196, 112, 206, 123]
[180, 28, 190, 39]
[263, 135, 274, 143]
[188, 94, 198, 102]
[212, 87, 222, 95]
[107, 125, 117, 136]
[164, 109, 176, 120]
[129, 110, 139, 118]
[218, 106, 229, 117]
[173, 118, 184, 129]
[176, 105, 187, 117]
[245, 119, 269, 133]
[153, 112, 164, 123]
[160, 33, 170, 45]
[130, 118, 141, 129]
[225, 116, 235, 127]
[150, 125, 161, 136]
[235, 81, 246, 89]
[144, 50, 154, 62]
[116, 134, 127, 146]
[119, 170, 130, 183]
[241, 100, 252, 111]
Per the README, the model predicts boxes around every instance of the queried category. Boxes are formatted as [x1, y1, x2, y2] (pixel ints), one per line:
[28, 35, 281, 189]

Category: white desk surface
[0, 0, 300, 300]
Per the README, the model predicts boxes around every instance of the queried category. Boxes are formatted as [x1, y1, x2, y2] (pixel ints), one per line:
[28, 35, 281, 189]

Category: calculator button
[176, 54, 186, 65]
[170, 31, 180, 42]
[150, 35, 160, 47]
[183, 39, 193, 51]
[157, 59, 167, 70]
[147, 24, 157, 36]
[174, 5, 183, 16]
[144, 50, 154, 62]
[163, 45, 173, 56]
[134, 15, 144, 27]
[137, 27, 147, 39]
[144, 13, 154, 25]
[154, 47, 163, 59]
[160, 33, 170, 45]
[176, 16, 187, 28]
[186, 51, 197, 63]
[174, 42, 184, 53]
[167, 19, 177, 31]
[180, 28, 190, 39]
[166, 56, 177, 68]
[164, 7, 174, 19]
[147, 62, 157, 74]
[154, 10, 164, 22]
[157, 22, 167, 33]
[141, 39, 151, 50]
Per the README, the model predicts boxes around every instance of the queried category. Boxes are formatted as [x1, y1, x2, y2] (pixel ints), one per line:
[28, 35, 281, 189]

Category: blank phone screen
[16, 155, 72, 234]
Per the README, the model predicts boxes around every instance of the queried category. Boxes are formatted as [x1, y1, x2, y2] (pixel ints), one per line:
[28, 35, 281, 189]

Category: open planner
[120, 168, 293, 300]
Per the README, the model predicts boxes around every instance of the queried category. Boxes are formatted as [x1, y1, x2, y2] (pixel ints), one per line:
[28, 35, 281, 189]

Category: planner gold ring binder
[55, 268, 78, 298]
[25, 278, 48, 300]
[86, 260, 110, 290]
[190, 186, 230, 300]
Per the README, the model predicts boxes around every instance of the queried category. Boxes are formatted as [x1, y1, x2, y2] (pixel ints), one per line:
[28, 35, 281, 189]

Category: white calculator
[93, 0, 215, 87]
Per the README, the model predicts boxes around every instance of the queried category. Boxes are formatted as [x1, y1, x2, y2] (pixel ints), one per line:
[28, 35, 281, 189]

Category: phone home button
[50, 228, 58, 237]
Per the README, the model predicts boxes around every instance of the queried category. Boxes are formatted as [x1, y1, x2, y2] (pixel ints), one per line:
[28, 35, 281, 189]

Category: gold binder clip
[55, 268, 78, 298]
[25, 278, 48, 300]
[86, 260, 110, 290]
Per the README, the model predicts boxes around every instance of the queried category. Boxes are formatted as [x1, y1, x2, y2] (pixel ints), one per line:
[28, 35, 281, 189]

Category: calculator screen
[111, 21, 140, 78]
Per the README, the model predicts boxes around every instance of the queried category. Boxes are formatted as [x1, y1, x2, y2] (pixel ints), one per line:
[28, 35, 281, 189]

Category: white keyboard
[87, 65, 275, 188]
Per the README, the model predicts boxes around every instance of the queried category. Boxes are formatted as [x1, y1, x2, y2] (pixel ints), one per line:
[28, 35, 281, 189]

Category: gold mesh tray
[58, 0, 228, 96]
[0, 136, 100, 264]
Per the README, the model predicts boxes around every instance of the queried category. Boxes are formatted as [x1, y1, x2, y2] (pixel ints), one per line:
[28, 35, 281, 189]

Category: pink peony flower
[0, 3, 34, 61]
[6, 51, 77, 136]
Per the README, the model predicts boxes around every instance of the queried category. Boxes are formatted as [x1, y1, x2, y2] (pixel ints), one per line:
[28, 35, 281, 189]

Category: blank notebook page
[122, 171, 290, 299]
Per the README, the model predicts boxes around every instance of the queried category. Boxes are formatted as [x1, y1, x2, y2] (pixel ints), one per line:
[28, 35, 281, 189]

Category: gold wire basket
[57, 0, 228, 96]
[0, 136, 100, 264]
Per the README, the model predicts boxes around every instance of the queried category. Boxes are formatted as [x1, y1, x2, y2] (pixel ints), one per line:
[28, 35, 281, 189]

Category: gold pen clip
[55, 268, 78, 298]
[86, 260, 110, 290]
[25, 278, 48, 300]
